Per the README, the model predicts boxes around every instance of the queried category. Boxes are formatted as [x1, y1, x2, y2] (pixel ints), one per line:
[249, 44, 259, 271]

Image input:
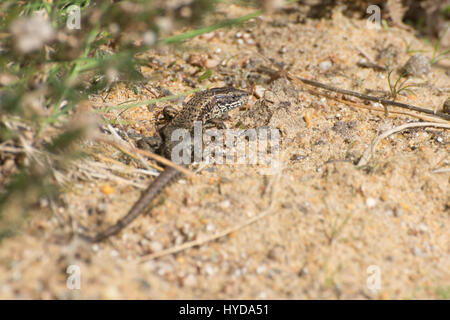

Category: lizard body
[80, 87, 249, 242]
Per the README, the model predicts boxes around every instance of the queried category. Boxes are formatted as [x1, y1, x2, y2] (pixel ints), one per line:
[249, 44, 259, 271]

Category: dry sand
[0, 3, 448, 299]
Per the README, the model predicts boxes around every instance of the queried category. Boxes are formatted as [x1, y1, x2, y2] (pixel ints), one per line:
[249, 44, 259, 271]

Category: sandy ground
[0, 3, 449, 299]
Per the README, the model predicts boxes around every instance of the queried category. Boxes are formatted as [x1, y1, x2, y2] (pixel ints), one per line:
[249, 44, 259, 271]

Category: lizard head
[207, 87, 250, 118]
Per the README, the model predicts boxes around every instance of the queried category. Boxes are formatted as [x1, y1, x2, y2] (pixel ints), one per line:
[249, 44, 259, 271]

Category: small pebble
[219, 199, 231, 209]
[366, 197, 377, 208]
[174, 234, 184, 245]
[149, 241, 163, 253]
[256, 265, 266, 274]
[416, 223, 429, 233]
[205, 58, 220, 69]
[188, 53, 206, 67]
[319, 60, 332, 72]
[181, 223, 195, 240]
[145, 230, 155, 239]
[403, 55, 431, 77]
[39, 198, 49, 208]
[182, 274, 197, 287]
[200, 31, 215, 40]
[100, 185, 114, 195]
[254, 85, 267, 99]
[412, 247, 423, 257]
[267, 245, 284, 262]
[290, 154, 306, 161]
[204, 264, 215, 276]
[442, 98, 450, 114]
[278, 46, 287, 54]
[143, 31, 156, 46]
[157, 263, 174, 276]
[155, 17, 173, 33]
[298, 266, 309, 277]
[110, 250, 119, 257]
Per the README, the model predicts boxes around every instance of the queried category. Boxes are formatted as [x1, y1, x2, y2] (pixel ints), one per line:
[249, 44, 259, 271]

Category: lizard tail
[78, 167, 181, 242]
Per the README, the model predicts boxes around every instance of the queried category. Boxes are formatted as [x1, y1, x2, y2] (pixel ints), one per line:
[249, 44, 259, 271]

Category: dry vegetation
[0, 0, 449, 299]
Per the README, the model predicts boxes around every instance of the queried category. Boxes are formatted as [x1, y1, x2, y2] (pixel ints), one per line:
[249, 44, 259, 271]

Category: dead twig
[74, 160, 153, 189]
[94, 134, 195, 178]
[0, 144, 24, 154]
[294, 76, 449, 120]
[256, 52, 450, 121]
[89, 152, 161, 175]
[324, 91, 449, 123]
[105, 124, 151, 171]
[139, 206, 275, 262]
[432, 168, 450, 174]
[139, 157, 283, 262]
[357, 122, 450, 167]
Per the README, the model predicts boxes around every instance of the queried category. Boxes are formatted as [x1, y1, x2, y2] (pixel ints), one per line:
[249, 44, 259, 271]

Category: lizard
[79, 87, 250, 242]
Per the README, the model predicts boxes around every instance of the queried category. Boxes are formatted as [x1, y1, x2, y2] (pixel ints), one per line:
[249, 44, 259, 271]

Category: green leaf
[198, 69, 212, 82]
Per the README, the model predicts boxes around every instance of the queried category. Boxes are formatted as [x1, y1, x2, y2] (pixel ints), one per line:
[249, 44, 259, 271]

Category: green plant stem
[161, 10, 262, 44]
